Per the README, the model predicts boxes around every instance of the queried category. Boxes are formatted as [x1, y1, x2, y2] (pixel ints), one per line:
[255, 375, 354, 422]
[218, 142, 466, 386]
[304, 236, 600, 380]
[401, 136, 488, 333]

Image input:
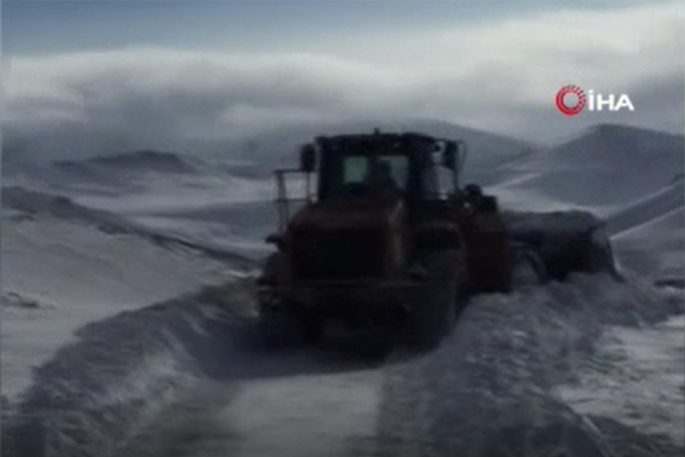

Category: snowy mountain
[607, 175, 684, 237]
[498, 124, 684, 207]
[4, 121, 682, 268]
[186, 118, 538, 183]
[54, 150, 197, 176]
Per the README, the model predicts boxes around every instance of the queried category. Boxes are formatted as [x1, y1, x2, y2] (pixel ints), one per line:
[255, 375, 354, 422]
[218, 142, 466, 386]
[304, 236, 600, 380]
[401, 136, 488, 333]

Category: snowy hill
[5, 122, 682, 272]
[1, 190, 243, 399]
[609, 173, 684, 280]
[192, 118, 538, 184]
[613, 206, 684, 279]
[498, 124, 684, 208]
[607, 175, 685, 237]
[56, 150, 196, 174]
[2, 186, 256, 264]
[48, 150, 197, 190]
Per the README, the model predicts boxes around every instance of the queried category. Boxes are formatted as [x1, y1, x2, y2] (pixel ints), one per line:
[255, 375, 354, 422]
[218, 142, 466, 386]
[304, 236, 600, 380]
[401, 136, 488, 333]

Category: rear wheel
[411, 249, 461, 350]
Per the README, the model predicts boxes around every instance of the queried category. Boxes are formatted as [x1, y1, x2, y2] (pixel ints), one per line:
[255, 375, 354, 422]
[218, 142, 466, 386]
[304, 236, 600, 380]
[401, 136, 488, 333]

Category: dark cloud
[4, 3, 683, 160]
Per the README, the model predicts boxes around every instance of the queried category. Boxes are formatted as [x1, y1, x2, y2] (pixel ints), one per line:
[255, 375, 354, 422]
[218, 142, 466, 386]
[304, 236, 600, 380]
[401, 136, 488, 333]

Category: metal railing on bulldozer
[273, 168, 314, 232]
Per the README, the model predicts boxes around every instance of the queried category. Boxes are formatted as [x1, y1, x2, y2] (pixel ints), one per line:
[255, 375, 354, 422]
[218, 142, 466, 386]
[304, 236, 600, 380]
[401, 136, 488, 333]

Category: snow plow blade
[504, 210, 618, 281]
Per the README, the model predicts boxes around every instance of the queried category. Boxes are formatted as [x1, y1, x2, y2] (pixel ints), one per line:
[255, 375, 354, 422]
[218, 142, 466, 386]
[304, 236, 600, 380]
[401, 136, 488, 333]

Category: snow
[1, 121, 683, 457]
[2, 281, 256, 457]
[1, 209, 233, 400]
[490, 124, 684, 211]
[377, 274, 684, 457]
[607, 177, 684, 237]
[72, 173, 273, 214]
[613, 207, 685, 280]
[218, 371, 380, 457]
[555, 315, 685, 447]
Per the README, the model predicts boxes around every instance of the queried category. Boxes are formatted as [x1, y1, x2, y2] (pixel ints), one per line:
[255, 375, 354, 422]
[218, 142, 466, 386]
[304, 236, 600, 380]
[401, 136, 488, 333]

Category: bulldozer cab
[269, 131, 467, 235]
[315, 132, 466, 202]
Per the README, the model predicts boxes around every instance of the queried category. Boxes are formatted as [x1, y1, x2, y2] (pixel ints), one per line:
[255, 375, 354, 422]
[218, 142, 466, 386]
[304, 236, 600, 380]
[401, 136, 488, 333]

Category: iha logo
[555, 85, 635, 116]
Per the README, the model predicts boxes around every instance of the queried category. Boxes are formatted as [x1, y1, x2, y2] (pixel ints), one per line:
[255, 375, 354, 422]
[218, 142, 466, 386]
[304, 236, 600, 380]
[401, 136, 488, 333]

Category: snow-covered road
[184, 370, 380, 457]
[106, 275, 684, 457]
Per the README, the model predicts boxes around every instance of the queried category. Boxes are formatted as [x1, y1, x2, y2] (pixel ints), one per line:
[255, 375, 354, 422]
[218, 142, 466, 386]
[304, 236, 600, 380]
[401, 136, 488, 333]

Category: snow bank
[1, 281, 257, 457]
[377, 273, 684, 457]
[556, 315, 685, 448]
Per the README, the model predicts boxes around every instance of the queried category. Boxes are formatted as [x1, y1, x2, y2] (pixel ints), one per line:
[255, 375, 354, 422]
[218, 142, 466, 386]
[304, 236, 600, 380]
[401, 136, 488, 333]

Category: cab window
[328, 154, 410, 198]
[342, 156, 369, 185]
[377, 156, 409, 191]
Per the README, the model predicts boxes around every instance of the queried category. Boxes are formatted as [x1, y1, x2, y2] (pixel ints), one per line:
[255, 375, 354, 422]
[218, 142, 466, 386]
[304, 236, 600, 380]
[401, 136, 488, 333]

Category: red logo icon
[555, 85, 586, 116]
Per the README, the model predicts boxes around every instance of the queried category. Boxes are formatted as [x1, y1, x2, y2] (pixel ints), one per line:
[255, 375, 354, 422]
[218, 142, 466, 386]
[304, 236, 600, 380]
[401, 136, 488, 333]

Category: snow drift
[1, 281, 257, 457]
[378, 273, 684, 457]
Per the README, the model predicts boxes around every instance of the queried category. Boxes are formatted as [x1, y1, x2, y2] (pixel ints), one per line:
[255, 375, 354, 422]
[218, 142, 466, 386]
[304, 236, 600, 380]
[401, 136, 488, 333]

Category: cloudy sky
[3, 0, 684, 159]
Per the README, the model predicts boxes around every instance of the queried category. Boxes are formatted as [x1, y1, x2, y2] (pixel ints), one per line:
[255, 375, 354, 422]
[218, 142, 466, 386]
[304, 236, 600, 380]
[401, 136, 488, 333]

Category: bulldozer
[256, 130, 616, 348]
